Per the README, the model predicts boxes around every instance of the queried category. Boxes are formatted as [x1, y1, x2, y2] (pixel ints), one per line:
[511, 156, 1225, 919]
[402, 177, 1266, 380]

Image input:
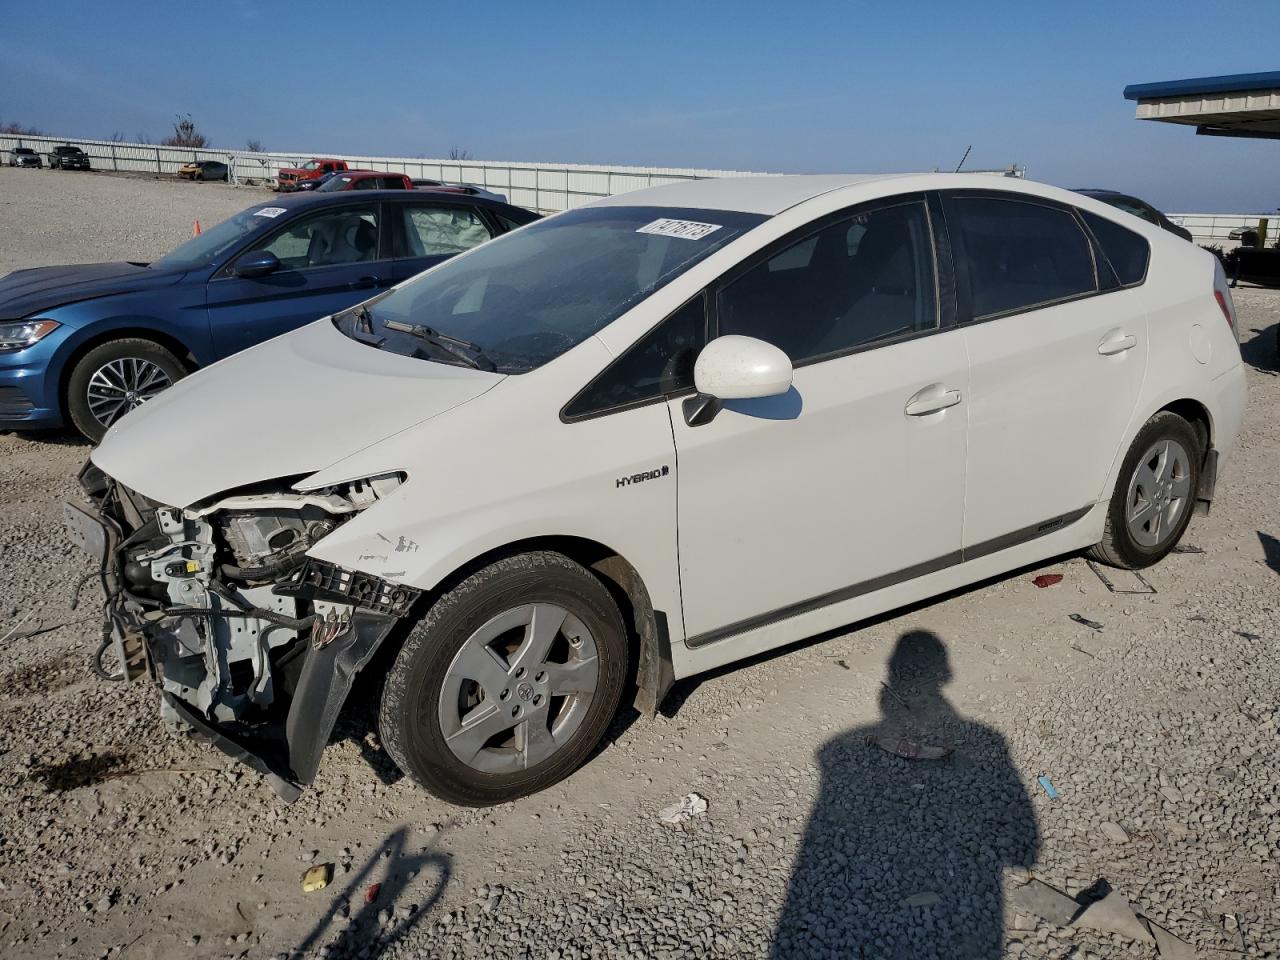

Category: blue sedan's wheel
[66, 338, 186, 442]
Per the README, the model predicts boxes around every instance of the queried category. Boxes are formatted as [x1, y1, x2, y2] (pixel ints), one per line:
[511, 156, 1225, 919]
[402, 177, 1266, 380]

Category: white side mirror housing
[693, 335, 793, 400]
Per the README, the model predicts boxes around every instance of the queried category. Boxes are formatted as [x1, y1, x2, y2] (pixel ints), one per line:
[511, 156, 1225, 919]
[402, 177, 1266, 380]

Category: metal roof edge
[1124, 70, 1280, 101]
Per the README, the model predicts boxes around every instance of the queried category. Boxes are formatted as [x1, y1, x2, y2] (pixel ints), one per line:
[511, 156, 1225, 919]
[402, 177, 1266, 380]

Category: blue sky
[3, 0, 1279, 211]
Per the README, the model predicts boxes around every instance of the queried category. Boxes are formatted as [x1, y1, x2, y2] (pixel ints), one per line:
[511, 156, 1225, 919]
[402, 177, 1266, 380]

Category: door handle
[904, 385, 962, 416]
[349, 275, 379, 290]
[1097, 331, 1137, 355]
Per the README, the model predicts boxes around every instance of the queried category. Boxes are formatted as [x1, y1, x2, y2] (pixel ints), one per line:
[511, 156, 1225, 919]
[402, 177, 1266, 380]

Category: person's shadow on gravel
[772, 630, 1038, 959]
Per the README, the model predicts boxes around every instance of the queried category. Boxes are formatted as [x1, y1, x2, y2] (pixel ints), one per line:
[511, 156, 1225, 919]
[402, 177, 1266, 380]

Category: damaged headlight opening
[74, 466, 418, 800]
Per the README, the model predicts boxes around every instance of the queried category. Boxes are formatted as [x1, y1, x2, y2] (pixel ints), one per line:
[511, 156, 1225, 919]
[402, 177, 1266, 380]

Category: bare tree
[448, 146, 473, 161]
[245, 138, 264, 153]
[162, 113, 208, 148]
[107, 131, 129, 142]
[0, 121, 43, 135]
[135, 132, 153, 144]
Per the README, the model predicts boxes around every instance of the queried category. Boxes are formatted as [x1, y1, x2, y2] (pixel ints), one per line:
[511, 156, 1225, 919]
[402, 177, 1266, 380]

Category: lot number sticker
[636, 218, 722, 241]
[254, 207, 287, 218]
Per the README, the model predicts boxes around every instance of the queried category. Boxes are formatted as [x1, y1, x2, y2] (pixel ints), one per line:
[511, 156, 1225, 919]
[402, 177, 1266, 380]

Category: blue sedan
[0, 190, 538, 440]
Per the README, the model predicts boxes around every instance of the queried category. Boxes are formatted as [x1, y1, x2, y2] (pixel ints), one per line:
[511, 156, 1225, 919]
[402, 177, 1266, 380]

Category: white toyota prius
[66, 174, 1247, 805]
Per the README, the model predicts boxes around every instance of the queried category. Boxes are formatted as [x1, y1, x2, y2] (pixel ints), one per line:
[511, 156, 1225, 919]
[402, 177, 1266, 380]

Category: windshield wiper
[383, 320, 496, 372]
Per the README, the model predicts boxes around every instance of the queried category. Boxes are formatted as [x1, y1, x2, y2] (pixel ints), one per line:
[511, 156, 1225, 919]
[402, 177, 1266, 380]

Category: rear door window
[397, 204, 494, 257]
[1080, 210, 1150, 286]
[950, 195, 1097, 318]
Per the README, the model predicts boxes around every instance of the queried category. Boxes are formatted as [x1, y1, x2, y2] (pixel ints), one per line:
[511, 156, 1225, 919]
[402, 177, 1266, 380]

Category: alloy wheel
[85, 357, 173, 429]
[438, 603, 599, 774]
[1125, 438, 1192, 547]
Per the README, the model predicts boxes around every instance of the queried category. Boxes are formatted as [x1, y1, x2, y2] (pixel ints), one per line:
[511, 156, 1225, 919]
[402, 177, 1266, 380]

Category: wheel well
[1158, 398, 1211, 456]
[58, 327, 198, 413]
[410, 536, 673, 715]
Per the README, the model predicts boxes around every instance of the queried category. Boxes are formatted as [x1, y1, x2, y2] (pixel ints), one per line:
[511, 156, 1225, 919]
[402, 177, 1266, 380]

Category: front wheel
[379, 551, 628, 806]
[1089, 411, 1201, 569]
[65, 338, 186, 442]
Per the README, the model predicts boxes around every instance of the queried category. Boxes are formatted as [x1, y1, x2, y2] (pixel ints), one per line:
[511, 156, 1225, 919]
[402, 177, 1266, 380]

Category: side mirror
[693, 335, 793, 400]
[232, 249, 280, 279]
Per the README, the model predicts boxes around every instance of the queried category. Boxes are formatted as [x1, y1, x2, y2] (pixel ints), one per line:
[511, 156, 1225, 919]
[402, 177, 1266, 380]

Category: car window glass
[399, 205, 493, 257]
[250, 206, 380, 268]
[494, 213, 527, 233]
[353, 178, 379, 190]
[565, 295, 706, 419]
[952, 196, 1096, 318]
[1081, 210, 1150, 286]
[718, 200, 938, 363]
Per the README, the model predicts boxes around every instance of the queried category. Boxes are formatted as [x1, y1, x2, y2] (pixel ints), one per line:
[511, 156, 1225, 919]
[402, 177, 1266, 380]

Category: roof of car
[588, 174, 921, 215]
[262, 189, 514, 211]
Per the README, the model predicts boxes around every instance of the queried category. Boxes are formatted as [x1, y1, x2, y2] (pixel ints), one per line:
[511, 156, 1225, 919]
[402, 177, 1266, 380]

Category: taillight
[1214, 289, 1234, 330]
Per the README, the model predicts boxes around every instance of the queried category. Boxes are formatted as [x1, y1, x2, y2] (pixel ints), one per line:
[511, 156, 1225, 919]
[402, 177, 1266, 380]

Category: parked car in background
[177, 160, 228, 182]
[66, 174, 1244, 806]
[293, 170, 341, 191]
[1074, 189, 1193, 241]
[8, 147, 42, 168]
[49, 145, 91, 171]
[316, 170, 412, 191]
[0, 190, 538, 440]
[276, 158, 348, 191]
[412, 178, 508, 203]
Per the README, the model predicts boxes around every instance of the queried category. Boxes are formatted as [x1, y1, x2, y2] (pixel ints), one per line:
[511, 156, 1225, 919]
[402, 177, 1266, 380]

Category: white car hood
[92, 318, 501, 507]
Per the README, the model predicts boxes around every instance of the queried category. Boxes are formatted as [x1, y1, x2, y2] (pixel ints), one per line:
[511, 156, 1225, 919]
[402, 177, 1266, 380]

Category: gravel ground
[0, 167, 1277, 960]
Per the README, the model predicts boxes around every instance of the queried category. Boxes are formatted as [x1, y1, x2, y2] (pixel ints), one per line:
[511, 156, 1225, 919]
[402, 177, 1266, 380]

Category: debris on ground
[301, 863, 333, 893]
[1037, 775, 1059, 799]
[1171, 544, 1205, 554]
[1146, 919, 1195, 959]
[657, 793, 708, 824]
[1086, 560, 1157, 595]
[1068, 642, 1097, 659]
[1098, 821, 1129, 844]
[1032, 573, 1064, 588]
[1072, 887, 1154, 944]
[1069, 614, 1104, 631]
[365, 882, 382, 904]
[866, 735, 952, 760]
[1009, 879, 1080, 926]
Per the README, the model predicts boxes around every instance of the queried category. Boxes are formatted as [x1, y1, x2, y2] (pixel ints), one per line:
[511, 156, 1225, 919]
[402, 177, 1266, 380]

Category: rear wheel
[379, 551, 628, 806]
[1089, 411, 1201, 569]
[65, 338, 186, 442]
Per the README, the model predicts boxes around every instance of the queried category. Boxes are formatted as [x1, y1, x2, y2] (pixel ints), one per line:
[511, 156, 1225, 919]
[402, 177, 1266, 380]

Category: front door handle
[350, 275, 379, 290]
[1098, 330, 1137, 355]
[905, 384, 962, 417]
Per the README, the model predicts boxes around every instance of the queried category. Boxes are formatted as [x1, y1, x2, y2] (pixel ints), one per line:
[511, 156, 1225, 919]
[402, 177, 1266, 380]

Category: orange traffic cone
[192, 220, 202, 237]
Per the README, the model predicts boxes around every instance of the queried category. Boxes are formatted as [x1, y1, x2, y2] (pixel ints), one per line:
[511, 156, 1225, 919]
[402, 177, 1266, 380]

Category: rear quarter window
[1080, 210, 1150, 286]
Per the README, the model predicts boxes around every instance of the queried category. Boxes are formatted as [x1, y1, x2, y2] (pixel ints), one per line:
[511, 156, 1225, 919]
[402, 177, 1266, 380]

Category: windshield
[301, 160, 321, 171]
[151, 205, 280, 271]
[334, 206, 764, 373]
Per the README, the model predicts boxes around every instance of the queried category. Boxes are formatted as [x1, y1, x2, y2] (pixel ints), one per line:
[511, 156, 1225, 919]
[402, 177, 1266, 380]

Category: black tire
[380, 551, 628, 806]
[65, 338, 187, 443]
[1089, 411, 1202, 569]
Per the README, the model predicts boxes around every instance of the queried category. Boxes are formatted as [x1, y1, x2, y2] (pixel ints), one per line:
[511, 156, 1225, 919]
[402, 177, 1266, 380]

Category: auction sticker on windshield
[636, 218, 723, 241]
[254, 207, 287, 218]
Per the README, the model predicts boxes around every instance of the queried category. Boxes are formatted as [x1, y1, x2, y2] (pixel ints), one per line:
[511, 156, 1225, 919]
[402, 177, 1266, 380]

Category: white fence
[0, 134, 774, 213]
[1166, 213, 1275, 247]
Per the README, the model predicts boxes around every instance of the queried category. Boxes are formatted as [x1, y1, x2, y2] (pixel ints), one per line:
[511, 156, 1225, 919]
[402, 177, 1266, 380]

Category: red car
[315, 170, 413, 192]
[275, 158, 348, 192]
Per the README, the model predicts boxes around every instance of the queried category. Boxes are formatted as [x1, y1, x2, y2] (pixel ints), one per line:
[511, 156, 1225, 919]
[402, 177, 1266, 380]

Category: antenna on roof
[954, 145, 972, 173]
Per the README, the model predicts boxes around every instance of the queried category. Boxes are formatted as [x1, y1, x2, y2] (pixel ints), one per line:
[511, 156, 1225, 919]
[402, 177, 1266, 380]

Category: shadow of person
[772, 630, 1038, 959]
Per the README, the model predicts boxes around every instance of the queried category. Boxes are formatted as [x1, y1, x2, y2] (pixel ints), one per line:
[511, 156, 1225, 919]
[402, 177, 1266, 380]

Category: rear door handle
[905, 384, 962, 416]
[350, 275, 379, 290]
[1098, 331, 1137, 355]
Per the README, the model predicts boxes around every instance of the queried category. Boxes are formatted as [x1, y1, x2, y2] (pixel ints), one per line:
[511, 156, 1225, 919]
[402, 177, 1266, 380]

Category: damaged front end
[65, 464, 420, 801]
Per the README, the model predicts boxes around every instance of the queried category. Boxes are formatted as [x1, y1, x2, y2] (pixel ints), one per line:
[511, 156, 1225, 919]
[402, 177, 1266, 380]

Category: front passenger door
[206, 204, 392, 357]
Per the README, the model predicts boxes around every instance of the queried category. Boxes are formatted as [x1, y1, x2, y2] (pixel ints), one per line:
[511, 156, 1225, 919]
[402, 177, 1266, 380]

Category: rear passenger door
[944, 191, 1149, 552]
[389, 201, 497, 282]
[206, 203, 393, 357]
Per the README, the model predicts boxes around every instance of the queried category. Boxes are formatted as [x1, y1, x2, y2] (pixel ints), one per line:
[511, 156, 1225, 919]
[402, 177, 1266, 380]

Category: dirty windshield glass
[334, 206, 765, 373]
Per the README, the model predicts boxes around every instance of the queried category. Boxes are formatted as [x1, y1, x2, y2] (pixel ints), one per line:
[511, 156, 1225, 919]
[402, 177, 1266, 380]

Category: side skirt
[683, 505, 1095, 652]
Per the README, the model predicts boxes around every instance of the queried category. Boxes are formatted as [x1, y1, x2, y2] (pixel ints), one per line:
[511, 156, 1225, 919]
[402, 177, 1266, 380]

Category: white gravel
[0, 168, 1277, 959]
